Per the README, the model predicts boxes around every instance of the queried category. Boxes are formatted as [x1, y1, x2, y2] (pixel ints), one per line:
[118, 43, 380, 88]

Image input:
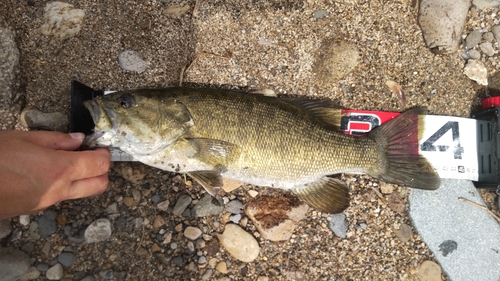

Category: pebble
[118, 50, 148, 73]
[19, 215, 30, 226]
[132, 189, 141, 202]
[99, 269, 114, 280]
[468, 49, 481, 60]
[172, 256, 184, 266]
[123, 197, 134, 207]
[482, 31, 495, 43]
[135, 247, 148, 256]
[216, 261, 228, 273]
[198, 256, 207, 264]
[225, 200, 243, 214]
[479, 42, 495, 56]
[195, 239, 206, 249]
[312, 10, 328, 19]
[151, 194, 161, 204]
[328, 213, 349, 239]
[40, 2, 85, 39]
[84, 218, 112, 243]
[20, 242, 34, 254]
[157, 200, 170, 211]
[492, 25, 500, 43]
[173, 195, 192, 215]
[229, 214, 242, 224]
[221, 178, 243, 192]
[217, 224, 260, 262]
[417, 260, 442, 281]
[192, 194, 224, 217]
[313, 39, 359, 87]
[41, 241, 51, 256]
[20, 109, 69, 132]
[184, 226, 202, 240]
[248, 190, 259, 197]
[153, 215, 165, 229]
[57, 252, 76, 267]
[393, 223, 413, 243]
[154, 253, 171, 266]
[19, 266, 41, 280]
[464, 59, 488, 85]
[0, 247, 30, 281]
[64, 226, 85, 244]
[201, 268, 213, 280]
[81, 276, 96, 281]
[379, 182, 394, 194]
[112, 162, 148, 184]
[105, 202, 118, 214]
[165, 4, 191, 18]
[0, 219, 12, 239]
[36, 263, 49, 272]
[151, 243, 161, 253]
[245, 194, 308, 241]
[37, 215, 57, 238]
[465, 30, 482, 49]
[46, 263, 63, 280]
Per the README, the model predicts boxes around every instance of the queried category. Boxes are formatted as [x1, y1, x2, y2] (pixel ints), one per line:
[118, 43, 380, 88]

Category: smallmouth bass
[84, 87, 440, 213]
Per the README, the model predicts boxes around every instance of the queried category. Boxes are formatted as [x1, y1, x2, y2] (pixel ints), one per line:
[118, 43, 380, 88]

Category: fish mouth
[83, 100, 100, 126]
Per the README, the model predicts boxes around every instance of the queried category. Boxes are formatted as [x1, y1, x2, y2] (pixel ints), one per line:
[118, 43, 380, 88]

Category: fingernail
[69, 132, 85, 140]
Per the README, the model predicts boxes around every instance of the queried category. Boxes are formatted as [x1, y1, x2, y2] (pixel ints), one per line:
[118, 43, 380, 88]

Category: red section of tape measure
[481, 97, 500, 109]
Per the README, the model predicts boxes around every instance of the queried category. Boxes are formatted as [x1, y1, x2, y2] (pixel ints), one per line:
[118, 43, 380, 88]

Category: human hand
[0, 130, 110, 220]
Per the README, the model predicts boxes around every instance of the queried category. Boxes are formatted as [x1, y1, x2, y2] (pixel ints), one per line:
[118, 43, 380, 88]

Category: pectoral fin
[188, 171, 223, 196]
[186, 138, 241, 168]
[292, 177, 349, 213]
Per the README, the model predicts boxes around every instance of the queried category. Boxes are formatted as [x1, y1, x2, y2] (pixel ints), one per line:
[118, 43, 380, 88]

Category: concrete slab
[409, 179, 500, 281]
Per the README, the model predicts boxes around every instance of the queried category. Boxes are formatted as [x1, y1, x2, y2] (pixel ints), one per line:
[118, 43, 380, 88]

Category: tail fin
[368, 108, 440, 190]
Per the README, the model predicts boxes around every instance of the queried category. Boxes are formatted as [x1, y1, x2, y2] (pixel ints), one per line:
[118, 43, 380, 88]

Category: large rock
[245, 194, 308, 241]
[418, 0, 470, 54]
[0, 247, 30, 281]
[40, 2, 85, 39]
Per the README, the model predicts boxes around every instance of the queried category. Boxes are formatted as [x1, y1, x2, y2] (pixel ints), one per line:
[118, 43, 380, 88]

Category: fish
[83, 87, 440, 214]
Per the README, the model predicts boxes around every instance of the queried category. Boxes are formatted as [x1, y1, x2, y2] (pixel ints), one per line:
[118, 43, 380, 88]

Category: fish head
[83, 90, 194, 155]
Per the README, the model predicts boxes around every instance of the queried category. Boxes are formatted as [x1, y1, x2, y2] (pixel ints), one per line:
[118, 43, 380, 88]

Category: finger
[64, 148, 111, 181]
[23, 131, 85, 151]
[67, 174, 109, 200]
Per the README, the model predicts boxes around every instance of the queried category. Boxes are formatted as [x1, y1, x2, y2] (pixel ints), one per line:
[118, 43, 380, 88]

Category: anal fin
[293, 177, 349, 214]
[188, 170, 223, 196]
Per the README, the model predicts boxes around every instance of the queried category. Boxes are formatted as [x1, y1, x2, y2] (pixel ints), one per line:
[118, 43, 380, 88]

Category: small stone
[465, 30, 482, 49]
[312, 10, 328, 19]
[84, 218, 112, 243]
[151, 194, 161, 204]
[192, 194, 224, 217]
[0, 247, 30, 281]
[468, 49, 481, 60]
[165, 4, 190, 18]
[0, 219, 12, 239]
[221, 178, 243, 192]
[328, 213, 349, 239]
[135, 247, 148, 256]
[248, 190, 259, 197]
[313, 39, 359, 87]
[99, 269, 114, 280]
[157, 200, 170, 211]
[57, 252, 76, 268]
[198, 256, 207, 264]
[173, 195, 192, 215]
[245, 194, 308, 241]
[172, 256, 184, 266]
[195, 239, 206, 249]
[479, 42, 495, 56]
[112, 162, 148, 184]
[20, 266, 40, 280]
[118, 50, 148, 73]
[464, 59, 488, 85]
[217, 224, 260, 262]
[19, 215, 30, 226]
[216, 261, 228, 273]
[225, 200, 243, 214]
[184, 226, 202, 240]
[387, 193, 406, 214]
[483, 32, 495, 43]
[379, 182, 394, 194]
[257, 277, 269, 281]
[40, 2, 85, 39]
[20, 242, 34, 254]
[105, 203, 118, 214]
[393, 223, 412, 243]
[123, 197, 134, 207]
[229, 214, 242, 224]
[37, 216, 57, 238]
[20, 109, 69, 132]
[154, 253, 171, 266]
[240, 216, 248, 227]
[153, 215, 165, 229]
[151, 243, 161, 253]
[36, 264, 49, 272]
[201, 268, 213, 280]
[132, 189, 141, 202]
[492, 25, 500, 42]
[46, 263, 63, 280]
[41, 241, 52, 256]
[417, 260, 442, 281]
[55, 215, 68, 225]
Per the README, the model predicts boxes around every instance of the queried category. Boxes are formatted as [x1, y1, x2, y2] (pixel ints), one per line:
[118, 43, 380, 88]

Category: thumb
[24, 131, 85, 151]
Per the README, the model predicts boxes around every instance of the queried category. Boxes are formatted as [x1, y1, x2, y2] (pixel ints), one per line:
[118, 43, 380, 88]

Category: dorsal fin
[282, 98, 343, 131]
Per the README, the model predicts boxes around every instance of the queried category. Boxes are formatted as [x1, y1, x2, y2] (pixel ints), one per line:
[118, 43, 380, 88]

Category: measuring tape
[70, 80, 500, 188]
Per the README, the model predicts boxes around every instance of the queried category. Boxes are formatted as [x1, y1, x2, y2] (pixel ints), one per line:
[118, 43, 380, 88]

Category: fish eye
[118, 94, 135, 108]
